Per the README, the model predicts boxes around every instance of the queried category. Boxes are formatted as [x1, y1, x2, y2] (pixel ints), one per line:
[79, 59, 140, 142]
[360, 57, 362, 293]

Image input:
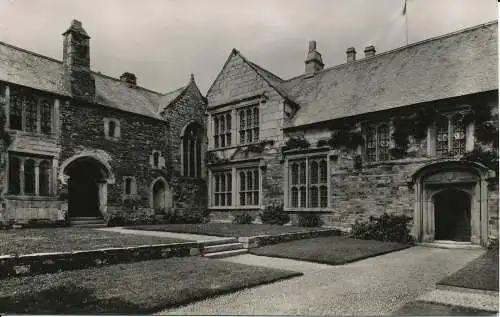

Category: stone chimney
[305, 40, 324, 75]
[120, 72, 137, 85]
[62, 19, 95, 101]
[346, 47, 356, 63]
[364, 45, 376, 58]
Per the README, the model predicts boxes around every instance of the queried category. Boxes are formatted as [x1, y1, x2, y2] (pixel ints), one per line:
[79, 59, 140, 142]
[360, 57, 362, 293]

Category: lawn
[250, 236, 411, 265]
[395, 300, 497, 316]
[438, 248, 499, 291]
[128, 223, 332, 237]
[0, 257, 302, 314]
[0, 228, 189, 255]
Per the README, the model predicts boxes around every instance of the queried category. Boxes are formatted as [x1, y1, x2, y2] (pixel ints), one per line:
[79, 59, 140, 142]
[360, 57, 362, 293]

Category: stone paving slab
[222, 254, 332, 274]
[160, 246, 485, 315]
[416, 289, 499, 312]
[96, 227, 226, 242]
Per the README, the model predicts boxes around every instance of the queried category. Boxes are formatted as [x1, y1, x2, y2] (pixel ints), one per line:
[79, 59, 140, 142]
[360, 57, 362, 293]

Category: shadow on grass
[0, 284, 150, 314]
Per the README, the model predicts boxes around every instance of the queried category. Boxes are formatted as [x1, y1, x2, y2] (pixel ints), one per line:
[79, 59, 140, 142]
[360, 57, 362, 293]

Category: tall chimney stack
[62, 19, 95, 101]
[364, 45, 376, 58]
[304, 40, 324, 75]
[346, 47, 356, 63]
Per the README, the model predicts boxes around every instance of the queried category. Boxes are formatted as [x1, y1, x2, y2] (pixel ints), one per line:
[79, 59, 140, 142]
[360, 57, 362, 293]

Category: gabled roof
[220, 21, 498, 128]
[0, 40, 198, 121]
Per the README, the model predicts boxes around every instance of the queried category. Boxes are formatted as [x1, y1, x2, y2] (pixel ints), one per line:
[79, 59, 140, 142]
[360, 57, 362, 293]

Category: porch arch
[410, 159, 494, 246]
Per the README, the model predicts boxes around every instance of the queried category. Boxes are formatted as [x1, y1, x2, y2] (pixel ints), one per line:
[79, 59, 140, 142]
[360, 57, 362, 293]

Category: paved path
[96, 227, 226, 242]
[416, 289, 498, 312]
[159, 246, 485, 315]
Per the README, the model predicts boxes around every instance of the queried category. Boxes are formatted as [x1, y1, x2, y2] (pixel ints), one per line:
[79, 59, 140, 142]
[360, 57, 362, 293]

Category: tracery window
[365, 124, 392, 162]
[435, 114, 467, 157]
[182, 122, 202, 177]
[9, 90, 53, 135]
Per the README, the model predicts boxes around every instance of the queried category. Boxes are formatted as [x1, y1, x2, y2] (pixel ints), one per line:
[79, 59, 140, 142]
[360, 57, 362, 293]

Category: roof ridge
[284, 19, 498, 83]
[92, 71, 164, 96]
[0, 40, 62, 64]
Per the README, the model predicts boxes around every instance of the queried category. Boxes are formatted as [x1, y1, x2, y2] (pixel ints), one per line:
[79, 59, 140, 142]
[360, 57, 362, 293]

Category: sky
[0, 0, 497, 94]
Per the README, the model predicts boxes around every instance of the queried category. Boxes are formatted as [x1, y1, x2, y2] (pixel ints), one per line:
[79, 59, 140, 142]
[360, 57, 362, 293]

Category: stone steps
[418, 242, 484, 250]
[70, 217, 106, 228]
[201, 239, 248, 259]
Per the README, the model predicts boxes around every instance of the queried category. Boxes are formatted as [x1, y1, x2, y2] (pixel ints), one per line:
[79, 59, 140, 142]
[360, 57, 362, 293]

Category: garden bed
[250, 236, 411, 265]
[128, 223, 331, 238]
[438, 249, 498, 292]
[0, 227, 188, 256]
[0, 257, 302, 314]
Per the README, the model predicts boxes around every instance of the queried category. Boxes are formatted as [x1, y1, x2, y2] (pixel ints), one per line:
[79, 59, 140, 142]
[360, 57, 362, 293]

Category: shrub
[297, 213, 322, 227]
[106, 214, 126, 227]
[260, 204, 290, 225]
[163, 210, 205, 224]
[233, 212, 254, 224]
[350, 213, 413, 243]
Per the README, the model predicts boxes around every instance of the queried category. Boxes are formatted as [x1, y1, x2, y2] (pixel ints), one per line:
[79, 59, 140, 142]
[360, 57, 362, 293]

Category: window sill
[7, 130, 58, 139]
[208, 141, 262, 152]
[105, 136, 120, 141]
[209, 206, 262, 210]
[6, 195, 59, 201]
[284, 207, 331, 213]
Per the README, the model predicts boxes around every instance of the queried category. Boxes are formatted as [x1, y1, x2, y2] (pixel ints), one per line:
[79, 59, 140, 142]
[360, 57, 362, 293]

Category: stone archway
[62, 156, 112, 218]
[150, 177, 172, 214]
[411, 160, 494, 246]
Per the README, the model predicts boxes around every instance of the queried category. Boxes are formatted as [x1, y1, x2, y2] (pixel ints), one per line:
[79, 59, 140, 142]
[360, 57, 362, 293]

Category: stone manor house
[0, 19, 498, 247]
[0, 20, 207, 226]
[205, 21, 498, 247]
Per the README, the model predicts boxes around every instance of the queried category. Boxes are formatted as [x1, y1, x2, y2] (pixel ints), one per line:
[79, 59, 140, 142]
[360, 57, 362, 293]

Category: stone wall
[60, 100, 169, 220]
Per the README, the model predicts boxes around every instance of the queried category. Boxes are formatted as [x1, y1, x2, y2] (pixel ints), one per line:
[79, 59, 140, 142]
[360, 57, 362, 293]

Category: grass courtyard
[0, 256, 301, 314]
[128, 223, 335, 237]
[250, 235, 412, 265]
[0, 227, 189, 255]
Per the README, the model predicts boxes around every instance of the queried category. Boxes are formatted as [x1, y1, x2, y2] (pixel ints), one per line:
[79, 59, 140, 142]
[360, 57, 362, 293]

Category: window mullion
[305, 157, 309, 208]
[448, 119, 453, 153]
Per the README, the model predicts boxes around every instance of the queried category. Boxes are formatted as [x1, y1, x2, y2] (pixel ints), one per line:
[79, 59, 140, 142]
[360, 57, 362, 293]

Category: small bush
[297, 213, 322, 227]
[350, 213, 413, 243]
[106, 214, 126, 227]
[233, 212, 254, 224]
[260, 204, 290, 225]
[163, 210, 204, 224]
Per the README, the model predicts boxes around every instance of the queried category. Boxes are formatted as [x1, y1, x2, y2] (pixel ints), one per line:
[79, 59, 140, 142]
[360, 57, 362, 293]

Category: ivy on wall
[283, 136, 310, 151]
[316, 123, 364, 151]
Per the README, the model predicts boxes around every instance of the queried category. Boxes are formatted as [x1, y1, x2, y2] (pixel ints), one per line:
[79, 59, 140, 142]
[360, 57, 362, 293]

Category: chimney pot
[346, 47, 356, 63]
[308, 40, 317, 53]
[120, 72, 137, 85]
[364, 45, 376, 58]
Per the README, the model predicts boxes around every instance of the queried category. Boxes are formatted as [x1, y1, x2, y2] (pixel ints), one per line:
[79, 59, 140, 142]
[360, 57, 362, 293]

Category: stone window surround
[149, 150, 165, 170]
[103, 118, 121, 140]
[3, 85, 59, 138]
[6, 152, 57, 198]
[237, 104, 260, 145]
[364, 122, 391, 162]
[122, 176, 137, 196]
[428, 112, 474, 157]
[180, 122, 203, 178]
[207, 96, 264, 150]
[208, 159, 264, 210]
[284, 149, 332, 212]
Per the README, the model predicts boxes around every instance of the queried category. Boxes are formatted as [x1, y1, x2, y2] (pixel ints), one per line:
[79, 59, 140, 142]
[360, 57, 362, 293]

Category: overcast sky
[0, 0, 497, 94]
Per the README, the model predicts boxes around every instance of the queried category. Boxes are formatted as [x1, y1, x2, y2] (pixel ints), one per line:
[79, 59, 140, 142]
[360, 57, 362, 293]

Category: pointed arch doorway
[150, 177, 172, 214]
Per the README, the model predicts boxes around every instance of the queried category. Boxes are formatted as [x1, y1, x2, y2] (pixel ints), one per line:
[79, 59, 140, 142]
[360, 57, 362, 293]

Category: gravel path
[159, 246, 484, 315]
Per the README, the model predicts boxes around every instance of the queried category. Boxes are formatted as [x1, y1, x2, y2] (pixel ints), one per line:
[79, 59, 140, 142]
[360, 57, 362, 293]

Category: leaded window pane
[320, 186, 328, 208]
[25, 96, 37, 133]
[40, 100, 52, 135]
[366, 127, 376, 162]
[452, 117, 466, 155]
[9, 94, 23, 130]
[39, 160, 51, 196]
[24, 159, 35, 195]
[8, 156, 20, 194]
[436, 117, 449, 157]
[378, 125, 390, 161]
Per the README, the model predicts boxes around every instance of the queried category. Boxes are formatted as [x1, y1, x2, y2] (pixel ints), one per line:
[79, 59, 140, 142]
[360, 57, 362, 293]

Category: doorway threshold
[417, 241, 484, 250]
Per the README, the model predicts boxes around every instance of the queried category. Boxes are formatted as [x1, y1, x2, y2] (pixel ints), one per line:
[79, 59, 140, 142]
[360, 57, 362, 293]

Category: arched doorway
[433, 189, 471, 241]
[64, 157, 110, 218]
[150, 177, 172, 214]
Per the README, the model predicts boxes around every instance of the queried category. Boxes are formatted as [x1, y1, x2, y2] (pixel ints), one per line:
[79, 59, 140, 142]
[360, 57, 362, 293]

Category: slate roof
[0, 40, 190, 121]
[230, 21, 498, 128]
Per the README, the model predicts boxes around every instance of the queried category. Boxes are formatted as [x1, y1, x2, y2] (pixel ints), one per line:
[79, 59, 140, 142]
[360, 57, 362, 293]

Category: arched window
[108, 121, 116, 138]
[39, 160, 51, 196]
[24, 159, 35, 195]
[182, 122, 203, 178]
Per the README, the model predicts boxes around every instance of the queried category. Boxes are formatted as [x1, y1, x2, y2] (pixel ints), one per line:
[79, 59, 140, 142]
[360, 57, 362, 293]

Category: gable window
[104, 118, 120, 140]
[8, 154, 53, 196]
[238, 168, 259, 206]
[212, 171, 232, 206]
[365, 124, 391, 162]
[238, 105, 259, 144]
[9, 90, 53, 135]
[288, 155, 328, 209]
[182, 122, 202, 177]
[434, 114, 466, 157]
[213, 111, 231, 148]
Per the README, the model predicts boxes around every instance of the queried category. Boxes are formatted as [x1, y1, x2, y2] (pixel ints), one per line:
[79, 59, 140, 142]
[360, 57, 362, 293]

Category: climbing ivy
[317, 124, 364, 151]
[283, 136, 310, 151]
